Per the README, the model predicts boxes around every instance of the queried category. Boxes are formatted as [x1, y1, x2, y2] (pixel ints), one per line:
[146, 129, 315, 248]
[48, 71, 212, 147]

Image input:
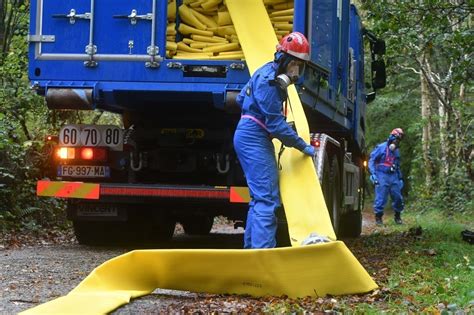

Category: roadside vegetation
[263, 207, 474, 314]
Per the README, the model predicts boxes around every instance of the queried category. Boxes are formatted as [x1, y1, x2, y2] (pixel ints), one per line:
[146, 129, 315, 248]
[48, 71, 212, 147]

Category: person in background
[233, 32, 316, 249]
[368, 128, 405, 225]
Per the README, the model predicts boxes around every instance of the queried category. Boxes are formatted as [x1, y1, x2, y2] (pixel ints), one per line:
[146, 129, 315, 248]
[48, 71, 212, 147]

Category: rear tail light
[310, 139, 321, 148]
[55, 147, 108, 161]
[45, 135, 59, 143]
[57, 147, 75, 160]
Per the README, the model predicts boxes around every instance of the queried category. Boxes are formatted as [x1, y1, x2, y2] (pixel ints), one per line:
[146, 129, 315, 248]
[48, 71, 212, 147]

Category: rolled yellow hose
[270, 8, 294, 17]
[274, 23, 293, 31]
[166, 41, 178, 51]
[217, 11, 232, 26]
[202, 42, 240, 53]
[191, 34, 228, 43]
[190, 41, 225, 48]
[167, 35, 176, 41]
[272, 2, 294, 10]
[190, 8, 218, 28]
[176, 52, 213, 57]
[189, 0, 205, 8]
[210, 53, 244, 60]
[271, 15, 293, 22]
[167, 0, 176, 20]
[218, 50, 243, 55]
[275, 30, 290, 35]
[178, 23, 214, 36]
[182, 38, 195, 44]
[216, 26, 236, 36]
[177, 42, 203, 52]
[263, 0, 287, 4]
[201, 0, 221, 10]
[179, 4, 207, 30]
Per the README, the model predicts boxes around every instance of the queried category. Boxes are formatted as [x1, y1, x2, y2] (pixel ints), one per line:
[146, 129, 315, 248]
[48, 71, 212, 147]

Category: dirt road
[1, 215, 384, 314]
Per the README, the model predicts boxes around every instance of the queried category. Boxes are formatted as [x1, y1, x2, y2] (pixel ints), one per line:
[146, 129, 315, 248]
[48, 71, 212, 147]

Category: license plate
[58, 165, 110, 178]
[77, 206, 118, 217]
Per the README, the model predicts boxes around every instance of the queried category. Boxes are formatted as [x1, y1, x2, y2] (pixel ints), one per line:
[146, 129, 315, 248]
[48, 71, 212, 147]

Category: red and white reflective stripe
[100, 186, 229, 199]
[241, 115, 270, 133]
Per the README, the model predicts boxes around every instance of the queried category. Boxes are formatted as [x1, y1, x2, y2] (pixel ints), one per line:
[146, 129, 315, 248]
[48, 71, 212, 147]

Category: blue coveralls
[233, 62, 307, 249]
[368, 141, 404, 216]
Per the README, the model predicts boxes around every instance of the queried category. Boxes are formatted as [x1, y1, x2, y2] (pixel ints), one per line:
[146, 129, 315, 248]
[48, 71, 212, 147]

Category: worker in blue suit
[233, 32, 316, 249]
[368, 128, 405, 225]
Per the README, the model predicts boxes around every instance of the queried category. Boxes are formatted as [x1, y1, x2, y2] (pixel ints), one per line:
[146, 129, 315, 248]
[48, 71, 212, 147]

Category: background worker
[368, 128, 405, 225]
[233, 32, 316, 249]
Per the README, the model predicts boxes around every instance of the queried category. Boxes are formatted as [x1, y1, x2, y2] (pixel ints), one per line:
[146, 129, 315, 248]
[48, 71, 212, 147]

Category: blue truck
[30, 0, 385, 244]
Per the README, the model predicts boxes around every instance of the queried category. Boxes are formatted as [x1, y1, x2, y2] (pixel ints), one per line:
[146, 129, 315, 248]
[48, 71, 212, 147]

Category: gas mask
[275, 59, 306, 89]
[388, 138, 400, 151]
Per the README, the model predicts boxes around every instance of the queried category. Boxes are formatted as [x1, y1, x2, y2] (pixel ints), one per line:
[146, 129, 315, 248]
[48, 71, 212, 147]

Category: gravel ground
[1, 215, 379, 314]
[0, 223, 249, 314]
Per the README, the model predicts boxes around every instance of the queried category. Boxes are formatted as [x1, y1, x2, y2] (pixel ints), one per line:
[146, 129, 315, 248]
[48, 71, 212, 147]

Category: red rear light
[79, 147, 107, 161]
[81, 148, 94, 160]
[310, 139, 321, 148]
[46, 135, 59, 143]
[55, 147, 107, 161]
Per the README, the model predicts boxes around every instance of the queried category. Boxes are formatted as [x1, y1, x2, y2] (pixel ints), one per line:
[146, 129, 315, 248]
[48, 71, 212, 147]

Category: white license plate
[58, 165, 110, 178]
[77, 207, 118, 217]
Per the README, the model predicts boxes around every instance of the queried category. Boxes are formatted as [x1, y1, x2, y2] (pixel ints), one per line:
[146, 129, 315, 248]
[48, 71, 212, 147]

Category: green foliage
[361, 0, 473, 212]
[386, 210, 474, 312]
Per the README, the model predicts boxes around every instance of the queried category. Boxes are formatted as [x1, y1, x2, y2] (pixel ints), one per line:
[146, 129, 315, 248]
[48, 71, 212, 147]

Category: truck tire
[72, 221, 121, 245]
[276, 207, 291, 247]
[180, 215, 214, 235]
[338, 209, 362, 238]
[150, 213, 176, 242]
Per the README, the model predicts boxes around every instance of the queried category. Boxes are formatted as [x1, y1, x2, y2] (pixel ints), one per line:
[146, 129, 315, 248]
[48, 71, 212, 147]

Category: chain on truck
[29, 0, 386, 245]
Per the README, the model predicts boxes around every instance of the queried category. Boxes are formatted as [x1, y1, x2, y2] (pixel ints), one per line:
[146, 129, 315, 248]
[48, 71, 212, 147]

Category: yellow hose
[202, 42, 240, 53]
[190, 7, 218, 28]
[191, 34, 228, 43]
[217, 11, 232, 26]
[178, 23, 214, 36]
[179, 5, 207, 30]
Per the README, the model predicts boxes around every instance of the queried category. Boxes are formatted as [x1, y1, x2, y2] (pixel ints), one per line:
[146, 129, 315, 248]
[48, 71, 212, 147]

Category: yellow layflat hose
[21, 2, 376, 314]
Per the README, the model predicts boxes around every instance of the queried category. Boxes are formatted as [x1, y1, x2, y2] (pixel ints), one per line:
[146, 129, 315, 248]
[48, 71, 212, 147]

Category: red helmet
[276, 32, 310, 61]
[391, 128, 404, 139]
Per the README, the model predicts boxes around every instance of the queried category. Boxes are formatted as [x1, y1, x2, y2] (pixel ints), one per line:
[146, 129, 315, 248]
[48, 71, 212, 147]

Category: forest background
[0, 0, 472, 229]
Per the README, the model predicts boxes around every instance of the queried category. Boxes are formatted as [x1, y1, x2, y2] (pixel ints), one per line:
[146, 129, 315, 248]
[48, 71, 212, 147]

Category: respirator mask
[275, 59, 306, 89]
[388, 137, 400, 151]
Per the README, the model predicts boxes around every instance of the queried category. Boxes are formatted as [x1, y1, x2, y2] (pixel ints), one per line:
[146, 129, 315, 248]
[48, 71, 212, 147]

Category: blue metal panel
[309, 0, 333, 70]
[95, 0, 154, 55]
[28, 0, 250, 111]
[349, 5, 366, 150]
[339, 0, 350, 99]
[293, 0, 307, 34]
[41, 0, 91, 54]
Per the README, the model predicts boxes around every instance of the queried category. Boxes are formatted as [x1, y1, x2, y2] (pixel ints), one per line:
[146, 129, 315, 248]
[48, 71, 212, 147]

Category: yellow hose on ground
[20, 2, 377, 314]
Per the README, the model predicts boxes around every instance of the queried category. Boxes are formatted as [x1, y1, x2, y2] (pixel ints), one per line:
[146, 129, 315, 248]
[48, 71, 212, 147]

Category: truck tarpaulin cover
[21, 1, 377, 314]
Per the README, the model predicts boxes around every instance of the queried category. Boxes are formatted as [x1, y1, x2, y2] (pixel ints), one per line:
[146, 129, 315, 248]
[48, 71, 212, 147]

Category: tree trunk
[420, 71, 435, 188]
[438, 94, 450, 178]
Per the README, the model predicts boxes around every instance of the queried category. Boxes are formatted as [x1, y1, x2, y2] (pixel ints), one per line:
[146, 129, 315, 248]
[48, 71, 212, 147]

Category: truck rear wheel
[72, 221, 123, 245]
[321, 154, 342, 236]
[329, 157, 342, 235]
[149, 217, 176, 242]
[339, 209, 362, 238]
[180, 215, 214, 235]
